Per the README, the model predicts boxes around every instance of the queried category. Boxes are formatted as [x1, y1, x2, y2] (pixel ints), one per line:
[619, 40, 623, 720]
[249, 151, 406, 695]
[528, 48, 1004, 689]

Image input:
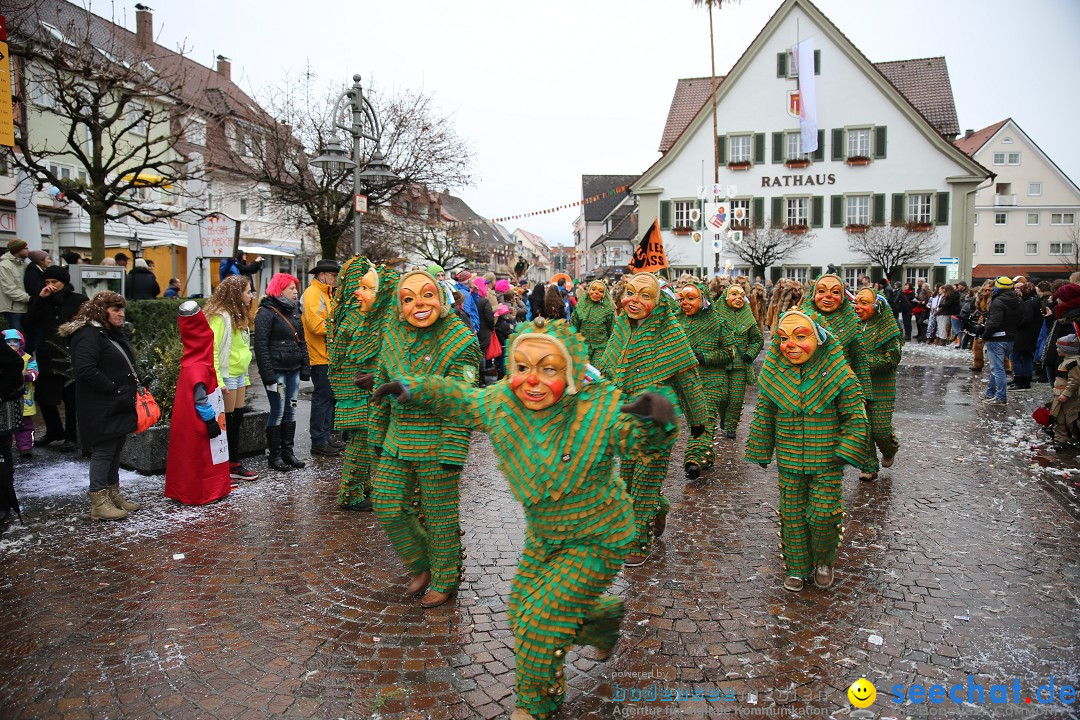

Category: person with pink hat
[493, 303, 514, 379]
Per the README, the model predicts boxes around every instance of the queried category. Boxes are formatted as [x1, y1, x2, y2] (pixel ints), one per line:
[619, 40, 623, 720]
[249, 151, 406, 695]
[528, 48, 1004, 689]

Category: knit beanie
[1057, 334, 1080, 356]
[994, 276, 1014, 291]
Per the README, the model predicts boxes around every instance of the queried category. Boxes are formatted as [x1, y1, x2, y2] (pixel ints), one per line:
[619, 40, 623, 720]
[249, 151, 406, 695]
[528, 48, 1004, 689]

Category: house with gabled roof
[573, 174, 637, 277]
[954, 119, 1080, 281]
[631, 0, 989, 287]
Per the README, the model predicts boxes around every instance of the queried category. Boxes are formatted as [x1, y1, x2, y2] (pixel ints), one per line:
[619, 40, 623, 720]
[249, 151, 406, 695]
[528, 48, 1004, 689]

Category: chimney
[964, 128, 974, 138]
[216, 55, 231, 81]
[135, 5, 152, 47]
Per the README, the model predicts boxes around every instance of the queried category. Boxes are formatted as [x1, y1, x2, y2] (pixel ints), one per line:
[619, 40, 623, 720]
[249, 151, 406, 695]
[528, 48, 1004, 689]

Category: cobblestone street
[0, 344, 1077, 719]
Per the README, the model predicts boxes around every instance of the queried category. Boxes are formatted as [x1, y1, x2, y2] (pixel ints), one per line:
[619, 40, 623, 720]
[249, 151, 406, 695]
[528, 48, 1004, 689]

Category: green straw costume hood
[677, 280, 730, 466]
[569, 281, 615, 363]
[858, 292, 903, 474]
[799, 274, 872, 394]
[714, 286, 765, 438]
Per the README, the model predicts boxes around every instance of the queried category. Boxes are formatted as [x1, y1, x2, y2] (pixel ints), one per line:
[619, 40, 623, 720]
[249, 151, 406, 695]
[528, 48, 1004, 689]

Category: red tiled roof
[971, 264, 1072, 280]
[954, 119, 1010, 157]
[658, 77, 724, 153]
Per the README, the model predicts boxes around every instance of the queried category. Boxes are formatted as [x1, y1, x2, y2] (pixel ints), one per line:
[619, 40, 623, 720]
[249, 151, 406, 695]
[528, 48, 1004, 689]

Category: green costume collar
[758, 320, 854, 414]
[860, 295, 903, 352]
[800, 274, 860, 344]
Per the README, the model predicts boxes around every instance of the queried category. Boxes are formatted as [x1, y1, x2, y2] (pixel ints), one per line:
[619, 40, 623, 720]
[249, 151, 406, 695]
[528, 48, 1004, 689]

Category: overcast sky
[128, 0, 1080, 248]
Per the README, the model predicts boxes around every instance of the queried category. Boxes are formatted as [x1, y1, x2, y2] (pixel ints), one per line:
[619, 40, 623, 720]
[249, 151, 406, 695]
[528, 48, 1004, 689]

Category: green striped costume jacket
[860, 297, 904, 401]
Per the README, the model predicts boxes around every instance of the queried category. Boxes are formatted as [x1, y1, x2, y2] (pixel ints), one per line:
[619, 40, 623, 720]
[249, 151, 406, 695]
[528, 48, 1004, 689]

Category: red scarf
[1054, 283, 1080, 318]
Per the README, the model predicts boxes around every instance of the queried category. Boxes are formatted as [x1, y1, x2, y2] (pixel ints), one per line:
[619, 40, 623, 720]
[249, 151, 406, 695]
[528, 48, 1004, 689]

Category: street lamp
[311, 74, 400, 255]
[128, 231, 142, 258]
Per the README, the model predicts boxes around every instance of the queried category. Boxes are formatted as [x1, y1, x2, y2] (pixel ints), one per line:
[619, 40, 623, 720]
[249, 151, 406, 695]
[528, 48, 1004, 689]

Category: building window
[1051, 213, 1076, 225]
[993, 242, 1006, 255]
[993, 152, 1006, 165]
[1025, 242, 1039, 255]
[1007, 152, 1020, 165]
[785, 132, 806, 161]
[843, 267, 864, 289]
[973, 242, 978, 256]
[239, 198, 249, 217]
[974, 213, 979, 226]
[257, 197, 266, 219]
[729, 135, 752, 164]
[29, 77, 57, 109]
[1028, 182, 1042, 196]
[1050, 242, 1075, 256]
[908, 193, 932, 225]
[905, 267, 930, 286]
[994, 213, 1007, 226]
[784, 267, 808, 282]
[673, 200, 696, 228]
[730, 198, 751, 229]
[186, 117, 206, 146]
[785, 197, 809, 227]
[128, 102, 148, 136]
[847, 128, 871, 158]
[48, 162, 74, 181]
[1028, 213, 1040, 226]
[845, 195, 870, 226]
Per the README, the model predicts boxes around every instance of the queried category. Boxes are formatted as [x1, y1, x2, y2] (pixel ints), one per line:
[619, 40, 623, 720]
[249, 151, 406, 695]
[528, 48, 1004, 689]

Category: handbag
[106, 335, 160, 433]
[1032, 404, 1052, 428]
[485, 332, 502, 361]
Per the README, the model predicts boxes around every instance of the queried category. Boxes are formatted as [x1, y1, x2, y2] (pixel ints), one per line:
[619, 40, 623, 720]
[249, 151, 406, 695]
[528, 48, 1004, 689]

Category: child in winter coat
[1051, 334, 1080, 447]
[3, 330, 37, 458]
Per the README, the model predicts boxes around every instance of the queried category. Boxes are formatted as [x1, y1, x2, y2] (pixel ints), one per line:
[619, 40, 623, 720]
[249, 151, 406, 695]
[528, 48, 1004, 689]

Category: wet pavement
[1, 344, 1078, 719]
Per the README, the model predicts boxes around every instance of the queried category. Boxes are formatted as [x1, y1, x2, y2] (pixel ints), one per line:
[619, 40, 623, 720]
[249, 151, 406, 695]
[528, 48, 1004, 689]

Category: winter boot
[89, 489, 128, 520]
[107, 483, 141, 511]
[281, 421, 306, 469]
[266, 426, 291, 472]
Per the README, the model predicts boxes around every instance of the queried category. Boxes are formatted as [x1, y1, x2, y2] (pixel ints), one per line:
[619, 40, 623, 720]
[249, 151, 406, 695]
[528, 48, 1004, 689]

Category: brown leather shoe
[510, 709, 536, 720]
[407, 570, 430, 596]
[654, 511, 668, 537]
[624, 551, 650, 568]
[420, 588, 455, 609]
[783, 576, 804, 592]
[815, 565, 834, 589]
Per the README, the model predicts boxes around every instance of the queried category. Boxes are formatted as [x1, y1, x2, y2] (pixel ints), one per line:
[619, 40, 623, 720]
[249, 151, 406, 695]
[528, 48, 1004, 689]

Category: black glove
[204, 418, 222, 439]
[694, 351, 705, 365]
[619, 391, 674, 426]
[440, 463, 462, 472]
[743, 353, 755, 364]
[374, 446, 383, 457]
[354, 372, 375, 390]
[300, 372, 311, 382]
[690, 425, 705, 438]
[372, 380, 410, 404]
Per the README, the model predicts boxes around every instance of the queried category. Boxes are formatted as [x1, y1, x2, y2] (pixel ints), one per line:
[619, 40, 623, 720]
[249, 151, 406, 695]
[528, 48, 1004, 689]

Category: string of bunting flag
[435, 185, 630, 227]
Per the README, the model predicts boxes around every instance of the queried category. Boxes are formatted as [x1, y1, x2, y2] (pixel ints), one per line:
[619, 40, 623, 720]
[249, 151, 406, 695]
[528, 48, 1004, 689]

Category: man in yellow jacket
[302, 259, 341, 456]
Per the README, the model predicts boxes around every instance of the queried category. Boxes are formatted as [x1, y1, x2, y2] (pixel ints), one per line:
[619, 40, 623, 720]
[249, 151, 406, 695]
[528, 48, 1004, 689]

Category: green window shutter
[872, 193, 886, 225]
[716, 135, 726, 166]
[771, 197, 784, 226]
[813, 129, 825, 161]
[811, 196, 824, 228]
[832, 128, 844, 161]
[777, 52, 788, 78]
[814, 49, 821, 75]
[892, 193, 905, 223]
[874, 126, 888, 159]
[660, 200, 672, 230]
[754, 133, 766, 164]
[810, 265, 822, 279]
[770, 266, 784, 283]
[772, 132, 784, 164]
[831, 195, 843, 227]
[752, 197, 765, 228]
[936, 191, 950, 226]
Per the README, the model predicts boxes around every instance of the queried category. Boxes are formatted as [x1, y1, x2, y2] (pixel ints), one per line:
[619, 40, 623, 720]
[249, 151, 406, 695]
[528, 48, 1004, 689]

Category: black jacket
[253, 295, 310, 385]
[69, 322, 138, 447]
[126, 267, 160, 301]
[24, 264, 46, 298]
[982, 290, 1021, 341]
[1013, 295, 1042, 354]
[475, 295, 495, 354]
[25, 284, 88, 397]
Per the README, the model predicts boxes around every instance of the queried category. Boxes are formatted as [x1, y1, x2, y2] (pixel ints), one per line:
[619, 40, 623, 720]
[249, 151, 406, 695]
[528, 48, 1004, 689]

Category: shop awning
[972, 264, 1073, 279]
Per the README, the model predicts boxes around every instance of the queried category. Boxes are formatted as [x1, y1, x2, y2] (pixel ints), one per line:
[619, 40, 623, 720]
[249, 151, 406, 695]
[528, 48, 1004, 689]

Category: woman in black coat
[60, 291, 140, 520]
[253, 273, 310, 471]
[530, 282, 547, 319]
[1009, 282, 1042, 390]
[24, 265, 87, 451]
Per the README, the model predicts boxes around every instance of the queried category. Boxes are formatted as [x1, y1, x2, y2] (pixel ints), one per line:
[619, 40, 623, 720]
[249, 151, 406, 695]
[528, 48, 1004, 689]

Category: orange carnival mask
[588, 282, 606, 303]
[776, 312, 820, 365]
[726, 285, 746, 310]
[623, 274, 659, 320]
[355, 268, 379, 313]
[813, 276, 845, 313]
[398, 273, 442, 328]
[677, 285, 703, 316]
[509, 336, 568, 411]
[854, 288, 877, 321]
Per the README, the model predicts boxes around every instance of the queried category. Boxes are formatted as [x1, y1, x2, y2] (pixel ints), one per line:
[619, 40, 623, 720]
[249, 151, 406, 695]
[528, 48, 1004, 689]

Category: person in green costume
[714, 283, 764, 439]
[800, 274, 872, 392]
[675, 280, 730, 473]
[372, 318, 678, 720]
[370, 270, 480, 609]
[597, 271, 707, 567]
[746, 310, 868, 592]
[328, 256, 399, 511]
[569, 278, 615, 364]
[853, 288, 903, 481]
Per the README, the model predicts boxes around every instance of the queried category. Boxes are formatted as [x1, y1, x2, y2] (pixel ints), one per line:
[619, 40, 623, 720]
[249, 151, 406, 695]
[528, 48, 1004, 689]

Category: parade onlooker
[981, 276, 1021, 405]
[3, 330, 37, 458]
[61, 251, 82, 267]
[301, 259, 341, 457]
[1051, 334, 1080, 449]
[1041, 283, 1080, 385]
[219, 251, 264, 286]
[0, 239, 31, 331]
[25, 266, 86, 451]
[492, 303, 513, 380]
[254, 273, 309, 472]
[543, 284, 567, 321]
[61, 291, 140, 520]
[1009, 283, 1041, 390]
[113, 253, 129, 270]
[0, 339, 23, 522]
[23, 251, 50, 299]
[163, 278, 182, 299]
[472, 277, 495, 356]
[936, 284, 961, 345]
[203, 275, 258, 482]
[529, 282, 547, 320]
[453, 270, 479, 333]
[125, 258, 160, 301]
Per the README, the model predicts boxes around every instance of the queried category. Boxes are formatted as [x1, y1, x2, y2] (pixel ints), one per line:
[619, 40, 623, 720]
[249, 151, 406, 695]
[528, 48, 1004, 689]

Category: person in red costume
[165, 301, 232, 505]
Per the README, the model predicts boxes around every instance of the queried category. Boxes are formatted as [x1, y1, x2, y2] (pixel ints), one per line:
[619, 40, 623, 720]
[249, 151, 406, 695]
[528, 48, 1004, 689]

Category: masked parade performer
[165, 301, 232, 505]
[675, 280, 729, 473]
[569, 278, 615, 364]
[370, 269, 480, 609]
[801, 274, 872, 393]
[372, 318, 678, 720]
[329, 257, 399, 511]
[597, 271, 706, 567]
[853, 288, 903, 480]
[715, 283, 764, 440]
[746, 310, 868, 592]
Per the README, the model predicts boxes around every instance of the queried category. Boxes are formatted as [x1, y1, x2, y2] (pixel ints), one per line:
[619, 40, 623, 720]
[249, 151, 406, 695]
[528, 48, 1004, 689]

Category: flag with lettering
[793, 37, 817, 154]
[629, 217, 669, 273]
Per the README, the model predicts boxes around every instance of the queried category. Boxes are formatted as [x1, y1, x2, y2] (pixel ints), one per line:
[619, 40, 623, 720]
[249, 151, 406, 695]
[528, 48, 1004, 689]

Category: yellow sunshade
[120, 172, 172, 189]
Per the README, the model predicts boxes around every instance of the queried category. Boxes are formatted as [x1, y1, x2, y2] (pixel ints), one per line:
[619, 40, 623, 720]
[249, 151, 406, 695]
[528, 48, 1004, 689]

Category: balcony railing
[994, 194, 1016, 206]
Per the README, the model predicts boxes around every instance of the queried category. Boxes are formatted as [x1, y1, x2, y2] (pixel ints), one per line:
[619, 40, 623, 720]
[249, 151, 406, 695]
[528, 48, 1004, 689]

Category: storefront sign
[761, 173, 836, 188]
[0, 211, 52, 236]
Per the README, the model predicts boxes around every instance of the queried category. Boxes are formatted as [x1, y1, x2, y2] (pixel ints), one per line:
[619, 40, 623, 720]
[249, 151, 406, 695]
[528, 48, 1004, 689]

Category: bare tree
[5, 7, 204, 262]
[1055, 226, 1080, 274]
[729, 224, 814, 280]
[846, 223, 940, 280]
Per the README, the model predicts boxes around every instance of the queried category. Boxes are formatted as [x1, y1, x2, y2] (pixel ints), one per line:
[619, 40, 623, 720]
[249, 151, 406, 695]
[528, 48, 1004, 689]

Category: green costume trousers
[335, 399, 374, 507]
[509, 530, 625, 719]
[717, 368, 749, 435]
[685, 367, 724, 467]
[777, 467, 843, 579]
[620, 453, 672, 555]
[861, 398, 900, 473]
[373, 455, 462, 593]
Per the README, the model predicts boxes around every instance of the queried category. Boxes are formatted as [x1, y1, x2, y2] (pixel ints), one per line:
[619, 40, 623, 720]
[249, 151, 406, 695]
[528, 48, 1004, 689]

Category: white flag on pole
[793, 38, 817, 154]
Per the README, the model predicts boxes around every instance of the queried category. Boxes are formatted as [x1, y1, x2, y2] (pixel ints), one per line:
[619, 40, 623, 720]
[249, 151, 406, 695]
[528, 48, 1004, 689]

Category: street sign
[938, 257, 959, 265]
[0, 40, 14, 147]
[354, 194, 368, 214]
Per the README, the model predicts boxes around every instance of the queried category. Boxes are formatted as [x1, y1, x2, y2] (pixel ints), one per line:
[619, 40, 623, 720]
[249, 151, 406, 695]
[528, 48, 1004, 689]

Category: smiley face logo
[848, 677, 876, 708]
